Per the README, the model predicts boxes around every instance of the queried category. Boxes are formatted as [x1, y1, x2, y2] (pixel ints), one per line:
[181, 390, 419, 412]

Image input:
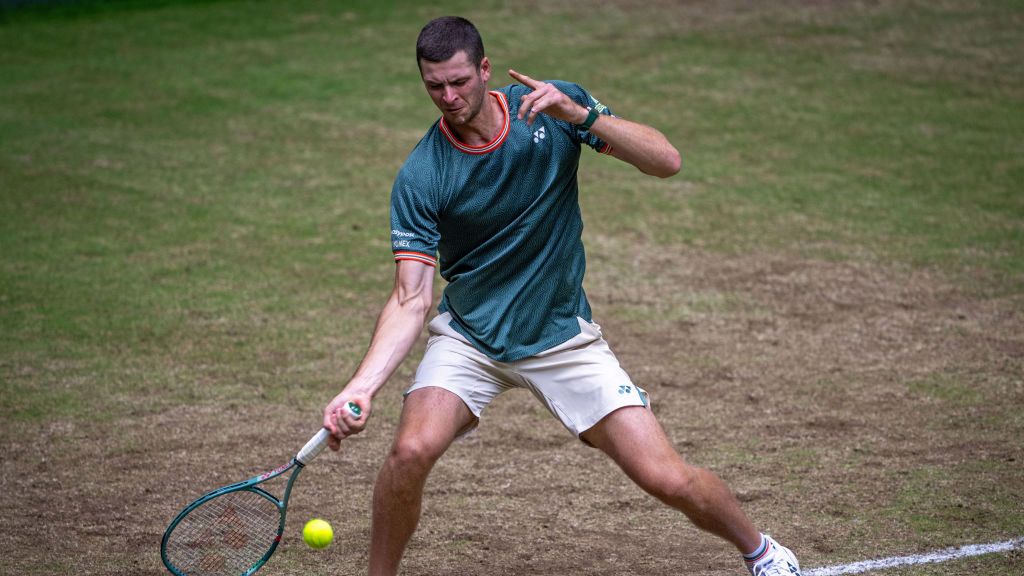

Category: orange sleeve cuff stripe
[394, 251, 437, 266]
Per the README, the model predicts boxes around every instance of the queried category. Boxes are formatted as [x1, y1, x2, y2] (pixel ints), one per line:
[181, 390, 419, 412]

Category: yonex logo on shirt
[533, 126, 546, 143]
[393, 229, 416, 249]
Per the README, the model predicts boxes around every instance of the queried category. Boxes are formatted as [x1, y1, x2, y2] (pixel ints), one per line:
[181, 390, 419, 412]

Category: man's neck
[448, 91, 502, 147]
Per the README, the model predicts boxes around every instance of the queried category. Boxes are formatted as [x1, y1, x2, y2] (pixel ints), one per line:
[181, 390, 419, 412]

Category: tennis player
[323, 16, 802, 576]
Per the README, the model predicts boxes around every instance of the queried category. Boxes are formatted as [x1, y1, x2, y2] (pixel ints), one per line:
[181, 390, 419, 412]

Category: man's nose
[442, 86, 458, 103]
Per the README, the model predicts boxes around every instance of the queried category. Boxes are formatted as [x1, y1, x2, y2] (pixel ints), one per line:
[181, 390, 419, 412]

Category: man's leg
[580, 406, 762, 554]
[369, 387, 476, 576]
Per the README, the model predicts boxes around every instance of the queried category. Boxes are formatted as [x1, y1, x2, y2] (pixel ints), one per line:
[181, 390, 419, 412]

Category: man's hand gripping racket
[160, 402, 362, 576]
[323, 392, 371, 452]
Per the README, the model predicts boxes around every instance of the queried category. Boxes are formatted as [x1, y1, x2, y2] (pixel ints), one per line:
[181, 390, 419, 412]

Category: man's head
[416, 16, 485, 71]
[416, 17, 491, 128]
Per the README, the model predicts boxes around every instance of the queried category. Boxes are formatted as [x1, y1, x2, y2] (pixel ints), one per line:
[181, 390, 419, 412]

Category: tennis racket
[160, 402, 361, 576]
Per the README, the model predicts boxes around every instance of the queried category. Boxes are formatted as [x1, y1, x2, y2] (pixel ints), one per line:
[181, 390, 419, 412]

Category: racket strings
[165, 489, 281, 576]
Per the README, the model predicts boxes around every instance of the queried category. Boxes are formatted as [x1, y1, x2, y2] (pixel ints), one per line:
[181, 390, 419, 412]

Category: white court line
[804, 537, 1024, 576]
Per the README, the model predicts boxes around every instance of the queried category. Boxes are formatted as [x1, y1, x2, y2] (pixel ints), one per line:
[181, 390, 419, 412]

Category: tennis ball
[302, 518, 333, 549]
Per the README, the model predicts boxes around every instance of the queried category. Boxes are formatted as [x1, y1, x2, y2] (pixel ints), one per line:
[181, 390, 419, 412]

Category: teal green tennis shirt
[391, 81, 614, 362]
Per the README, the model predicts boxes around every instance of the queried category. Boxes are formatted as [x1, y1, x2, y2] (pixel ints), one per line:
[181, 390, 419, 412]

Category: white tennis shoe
[745, 535, 802, 576]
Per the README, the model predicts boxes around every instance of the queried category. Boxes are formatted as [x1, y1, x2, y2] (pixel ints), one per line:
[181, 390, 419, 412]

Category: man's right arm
[323, 259, 435, 450]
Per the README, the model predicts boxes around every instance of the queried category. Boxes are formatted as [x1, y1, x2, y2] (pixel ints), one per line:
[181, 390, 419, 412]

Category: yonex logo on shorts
[618, 385, 632, 395]
[533, 126, 546, 143]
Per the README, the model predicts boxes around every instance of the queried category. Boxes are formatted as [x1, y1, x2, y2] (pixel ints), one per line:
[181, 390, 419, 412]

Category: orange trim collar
[438, 91, 510, 155]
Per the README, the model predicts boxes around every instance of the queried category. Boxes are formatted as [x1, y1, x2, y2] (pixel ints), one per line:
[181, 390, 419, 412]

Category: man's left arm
[509, 69, 681, 178]
[590, 114, 682, 178]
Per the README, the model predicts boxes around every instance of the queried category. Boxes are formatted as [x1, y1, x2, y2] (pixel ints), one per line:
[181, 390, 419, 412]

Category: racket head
[161, 465, 300, 576]
[161, 427, 333, 575]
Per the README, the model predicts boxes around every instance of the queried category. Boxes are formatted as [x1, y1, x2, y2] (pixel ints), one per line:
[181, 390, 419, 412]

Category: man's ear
[479, 56, 491, 84]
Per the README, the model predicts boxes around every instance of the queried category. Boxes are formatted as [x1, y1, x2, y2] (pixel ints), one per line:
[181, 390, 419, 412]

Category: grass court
[1, 1, 1022, 574]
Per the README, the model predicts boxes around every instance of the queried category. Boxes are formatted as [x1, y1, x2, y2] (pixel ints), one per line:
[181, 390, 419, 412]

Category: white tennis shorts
[406, 313, 650, 439]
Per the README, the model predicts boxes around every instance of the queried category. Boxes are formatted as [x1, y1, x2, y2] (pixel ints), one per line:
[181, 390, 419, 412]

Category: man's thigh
[580, 404, 685, 483]
[394, 387, 478, 453]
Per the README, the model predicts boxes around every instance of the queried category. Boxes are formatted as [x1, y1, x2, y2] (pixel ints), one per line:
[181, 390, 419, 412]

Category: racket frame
[160, 456, 306, 576]
[161, 406, 356, 576]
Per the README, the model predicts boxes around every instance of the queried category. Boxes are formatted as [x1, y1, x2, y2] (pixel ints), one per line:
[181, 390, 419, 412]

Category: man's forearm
[586, 113, 681, 178]
[345, 288, 430, 398]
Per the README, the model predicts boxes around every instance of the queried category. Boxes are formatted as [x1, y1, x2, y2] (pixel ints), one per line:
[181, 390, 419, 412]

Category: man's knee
[386, 434, 448, 473]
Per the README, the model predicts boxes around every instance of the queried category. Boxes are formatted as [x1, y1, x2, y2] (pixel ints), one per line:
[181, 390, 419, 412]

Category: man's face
[420, 50, 490, 127]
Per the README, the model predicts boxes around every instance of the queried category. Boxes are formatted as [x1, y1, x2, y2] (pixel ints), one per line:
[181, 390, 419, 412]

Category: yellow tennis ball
[302, 518, 333, 549]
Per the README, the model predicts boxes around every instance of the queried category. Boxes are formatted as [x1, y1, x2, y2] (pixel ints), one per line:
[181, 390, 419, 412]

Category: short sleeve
[390, 166, 440, 267]
[549, 80, 616, 155]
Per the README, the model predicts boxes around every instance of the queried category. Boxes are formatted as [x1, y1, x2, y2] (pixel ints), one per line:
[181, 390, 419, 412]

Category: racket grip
[297, 402, 362, 464]
[297, 428, 331, 465]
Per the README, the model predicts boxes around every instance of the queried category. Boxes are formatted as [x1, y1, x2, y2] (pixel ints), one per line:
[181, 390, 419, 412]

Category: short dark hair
[416, 16, 485, 70]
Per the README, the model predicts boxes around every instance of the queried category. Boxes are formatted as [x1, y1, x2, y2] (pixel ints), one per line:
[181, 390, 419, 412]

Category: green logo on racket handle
[346, 402, 363, 419]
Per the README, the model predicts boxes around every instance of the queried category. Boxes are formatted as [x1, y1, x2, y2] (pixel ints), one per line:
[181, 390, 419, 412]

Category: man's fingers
[519, 86, 552, 122]
[322, 410, 338, 435]
[527, 99, 545, 124]
[508, 69, 541, 89]
[518, 90, 533, 118]
[322, 395, 369, 451]
[340, 410, 364, 433]
[328, 401, 367, 439]
[524, 91, 561, 124]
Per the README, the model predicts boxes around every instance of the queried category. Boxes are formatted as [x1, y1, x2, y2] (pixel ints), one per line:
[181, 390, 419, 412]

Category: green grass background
[1, 0, 1022, 573]
[3, 0, 1020, 422]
